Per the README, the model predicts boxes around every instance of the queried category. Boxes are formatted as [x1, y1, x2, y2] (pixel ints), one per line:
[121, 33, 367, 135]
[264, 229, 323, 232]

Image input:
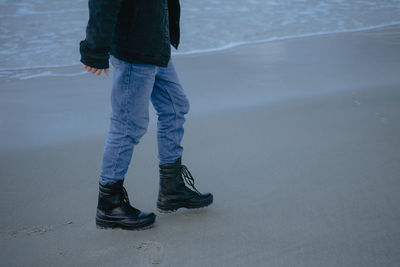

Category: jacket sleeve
[168, 0, 181, 50]
[79, 0, 124, 69]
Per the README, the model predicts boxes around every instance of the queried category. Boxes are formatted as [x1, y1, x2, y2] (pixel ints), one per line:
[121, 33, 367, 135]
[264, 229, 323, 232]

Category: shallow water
[0, 0, 400, 80]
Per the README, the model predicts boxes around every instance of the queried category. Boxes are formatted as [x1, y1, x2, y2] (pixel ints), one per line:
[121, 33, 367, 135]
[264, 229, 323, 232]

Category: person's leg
[100, 55, 157, 185]
[151, 58, 213, 212]
[96, 56, 158, 230]
[150, 59, 190, 165]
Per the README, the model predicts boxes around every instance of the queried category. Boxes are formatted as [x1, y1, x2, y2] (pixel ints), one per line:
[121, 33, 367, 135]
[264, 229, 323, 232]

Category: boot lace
[121, 186, 140, 213]
[121, 186, 131, 204]
[180, 165, 202, 195]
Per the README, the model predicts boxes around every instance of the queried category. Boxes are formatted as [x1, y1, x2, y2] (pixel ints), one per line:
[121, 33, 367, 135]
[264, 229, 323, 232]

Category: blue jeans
[99, 55, 190, 186]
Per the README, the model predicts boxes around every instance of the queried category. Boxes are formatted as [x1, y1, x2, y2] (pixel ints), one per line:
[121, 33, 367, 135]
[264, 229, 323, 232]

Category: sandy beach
[1, 25, 400, 266]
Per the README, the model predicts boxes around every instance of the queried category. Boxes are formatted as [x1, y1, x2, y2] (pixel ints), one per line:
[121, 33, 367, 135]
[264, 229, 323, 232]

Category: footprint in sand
[136, 241, 164, 265]
[375, 112, 389, 124]
[8, 225, 54, 237]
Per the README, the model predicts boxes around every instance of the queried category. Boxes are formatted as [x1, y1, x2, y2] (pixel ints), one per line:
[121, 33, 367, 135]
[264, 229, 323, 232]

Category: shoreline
[172, 21, 400, 56]
[1, 23, 400, 81]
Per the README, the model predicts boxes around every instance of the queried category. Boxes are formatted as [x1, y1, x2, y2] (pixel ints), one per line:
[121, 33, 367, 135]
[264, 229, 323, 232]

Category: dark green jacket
[79, 0, 181, 69]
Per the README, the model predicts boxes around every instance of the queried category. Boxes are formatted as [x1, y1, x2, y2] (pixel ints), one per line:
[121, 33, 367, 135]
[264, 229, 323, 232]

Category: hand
[83, 64, 109, 76]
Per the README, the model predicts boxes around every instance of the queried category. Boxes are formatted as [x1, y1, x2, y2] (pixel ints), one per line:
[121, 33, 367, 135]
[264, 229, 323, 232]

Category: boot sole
[95, 216, 156, 231]
[157, 195, 213, 213]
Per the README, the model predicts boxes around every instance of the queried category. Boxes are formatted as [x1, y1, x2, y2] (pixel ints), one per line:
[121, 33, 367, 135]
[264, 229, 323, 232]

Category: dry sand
[1, 25, 400, 266]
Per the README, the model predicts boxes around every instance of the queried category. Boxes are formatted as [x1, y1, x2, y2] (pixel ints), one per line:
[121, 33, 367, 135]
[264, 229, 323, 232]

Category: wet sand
[1, 25, 400, 266]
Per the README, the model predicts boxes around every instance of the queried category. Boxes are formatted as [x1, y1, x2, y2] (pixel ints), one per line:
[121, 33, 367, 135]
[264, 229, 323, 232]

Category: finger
[105, 68, 109, 76]
[90, 68, 97, 74]
[95, 69, 102, 75]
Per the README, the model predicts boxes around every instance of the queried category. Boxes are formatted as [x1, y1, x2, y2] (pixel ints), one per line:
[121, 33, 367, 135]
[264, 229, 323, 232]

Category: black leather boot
[157, 157, 213, 212]
[96, 180, 156, 230]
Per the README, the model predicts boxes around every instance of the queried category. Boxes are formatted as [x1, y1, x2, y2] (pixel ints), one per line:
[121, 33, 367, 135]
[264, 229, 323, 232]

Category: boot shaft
[159, 157, 182, 178]
[97, 180, 124, 211]
[158, 157, 186, 194]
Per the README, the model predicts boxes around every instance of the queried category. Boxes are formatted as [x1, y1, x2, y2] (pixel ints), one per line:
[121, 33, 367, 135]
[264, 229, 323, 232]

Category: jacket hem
[110, 46, 170, 67]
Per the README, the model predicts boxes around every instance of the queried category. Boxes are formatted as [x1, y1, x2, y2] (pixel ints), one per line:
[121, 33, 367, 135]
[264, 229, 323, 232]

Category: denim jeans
[99, 55, 190, 186]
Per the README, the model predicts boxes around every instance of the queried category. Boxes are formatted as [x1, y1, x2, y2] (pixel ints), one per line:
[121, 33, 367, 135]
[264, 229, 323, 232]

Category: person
[79, 0, 213, 231]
